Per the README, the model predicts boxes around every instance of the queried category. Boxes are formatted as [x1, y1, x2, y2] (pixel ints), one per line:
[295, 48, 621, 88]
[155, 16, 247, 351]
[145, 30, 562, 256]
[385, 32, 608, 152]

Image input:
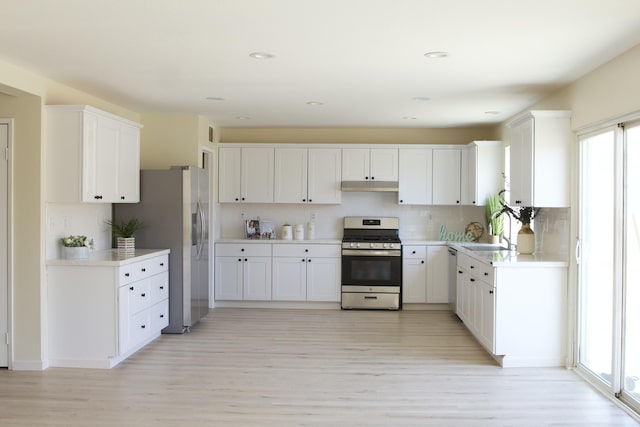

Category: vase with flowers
[60, 235, 94, 259]
[497, 190, 538, 254]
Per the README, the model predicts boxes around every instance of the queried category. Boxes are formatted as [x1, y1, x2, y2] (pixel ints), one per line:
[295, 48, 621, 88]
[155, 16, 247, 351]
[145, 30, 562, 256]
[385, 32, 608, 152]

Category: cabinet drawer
[149, 272, 169, 306]
[458, 253, 494, 284]
[119, 255, 168, 285]
[478, 264, 494, 284]
[216, 243, 272, 257]
[272, 244, 340, 258]
[126, 279, 152, 314]
[150, 300, 169, 332]
[403, 245, 426, 259]
[129, 309, 152, 345]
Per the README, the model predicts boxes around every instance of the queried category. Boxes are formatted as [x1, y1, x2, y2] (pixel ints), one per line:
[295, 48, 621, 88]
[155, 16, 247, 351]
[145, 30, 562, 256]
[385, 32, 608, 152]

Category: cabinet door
[402, 257, 427, 303]
[84, 114, 119, 202]
[426, 246, 449, 303]
[218, 147, 242, 203]
[243, 256, 272, 300]
[118, 285, 133, 355]
[461, 146, 473, 205]
[116, 124, 140, 203]
[272, 257, 307, 300]
[478, 281, 496, 352]
[274, 148, 308, 203]
[509, 118, 533, 206]
[432, 149, 461, 205]
[242, 147, 274, 203]
[308, 148, 342, 204]
[398, 148, 433, 205]
[456, 268, 470, 322]
[307, 257, 341, 301]
[214, 256, 243, 300]
[342, 148, 370, 181]
[370, 148, 398, 181]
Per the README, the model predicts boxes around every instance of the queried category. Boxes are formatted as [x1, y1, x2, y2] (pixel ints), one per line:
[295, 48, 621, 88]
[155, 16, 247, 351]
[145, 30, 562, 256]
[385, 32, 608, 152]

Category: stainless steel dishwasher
[447, 247, 457, 313]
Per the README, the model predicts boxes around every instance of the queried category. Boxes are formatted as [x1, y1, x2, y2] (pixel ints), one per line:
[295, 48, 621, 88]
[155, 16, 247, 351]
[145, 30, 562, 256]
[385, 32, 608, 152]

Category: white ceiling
[2, 0, 640, 128]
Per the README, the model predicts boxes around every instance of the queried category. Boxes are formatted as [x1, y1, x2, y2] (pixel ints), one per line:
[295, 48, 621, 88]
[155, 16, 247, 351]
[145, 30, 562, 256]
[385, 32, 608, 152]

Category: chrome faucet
[502, 213, 517, 251]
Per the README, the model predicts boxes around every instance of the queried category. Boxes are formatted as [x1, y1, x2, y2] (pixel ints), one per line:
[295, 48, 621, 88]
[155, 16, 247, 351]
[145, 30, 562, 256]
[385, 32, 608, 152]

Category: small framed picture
[259, 220, 275, 240]
[245, 219, 260, 239]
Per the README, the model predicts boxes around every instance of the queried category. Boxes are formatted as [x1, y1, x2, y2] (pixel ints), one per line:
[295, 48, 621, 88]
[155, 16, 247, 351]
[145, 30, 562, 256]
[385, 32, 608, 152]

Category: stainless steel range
[341, 217, 402, 310]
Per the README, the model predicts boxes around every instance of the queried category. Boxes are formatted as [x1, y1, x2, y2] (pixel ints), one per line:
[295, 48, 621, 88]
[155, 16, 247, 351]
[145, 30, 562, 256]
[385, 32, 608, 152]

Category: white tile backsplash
[46, 203, 112, 260]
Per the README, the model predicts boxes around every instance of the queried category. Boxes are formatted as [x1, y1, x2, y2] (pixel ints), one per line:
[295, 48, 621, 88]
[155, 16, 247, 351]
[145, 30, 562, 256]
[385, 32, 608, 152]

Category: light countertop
[451, 243, 568, 267]
[47, 249, 170, 267]
[216, 239, 341, 244]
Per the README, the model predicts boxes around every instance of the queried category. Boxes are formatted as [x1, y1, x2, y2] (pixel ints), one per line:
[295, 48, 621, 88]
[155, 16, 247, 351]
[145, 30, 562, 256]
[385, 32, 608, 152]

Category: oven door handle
[342, 249, 402, 257]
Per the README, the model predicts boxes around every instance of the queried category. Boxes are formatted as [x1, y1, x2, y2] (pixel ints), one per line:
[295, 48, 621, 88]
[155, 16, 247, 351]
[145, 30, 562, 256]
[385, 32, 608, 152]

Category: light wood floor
[1, 308, 638, 426]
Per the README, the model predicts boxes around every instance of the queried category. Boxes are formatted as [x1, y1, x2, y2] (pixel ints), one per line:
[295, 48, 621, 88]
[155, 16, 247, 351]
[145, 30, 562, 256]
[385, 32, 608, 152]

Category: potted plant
[485, 193, 504, 244]
[105, 218, 144, 256]
[60, 235, 94, 259]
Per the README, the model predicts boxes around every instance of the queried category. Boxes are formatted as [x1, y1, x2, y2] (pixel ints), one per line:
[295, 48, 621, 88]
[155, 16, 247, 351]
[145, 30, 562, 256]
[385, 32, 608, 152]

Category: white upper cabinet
[342, 148, 398, 181]
[219, 147, 274, 203]
[432, 148, 462, 205]
[462, 141, 503, 206]
[398, 148, 433, 205]
[507, 111, 571, 207]
[46, 105, 142, 203]
[274, 147, 341, 204]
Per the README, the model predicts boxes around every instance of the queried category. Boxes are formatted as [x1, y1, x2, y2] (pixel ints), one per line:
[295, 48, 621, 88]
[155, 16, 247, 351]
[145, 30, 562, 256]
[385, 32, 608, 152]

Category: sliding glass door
[578, 120, 640, 412]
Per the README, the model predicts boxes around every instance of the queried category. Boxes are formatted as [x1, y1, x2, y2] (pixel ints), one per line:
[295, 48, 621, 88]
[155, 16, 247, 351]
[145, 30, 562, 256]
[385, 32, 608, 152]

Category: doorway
[0, 119, 10, 368]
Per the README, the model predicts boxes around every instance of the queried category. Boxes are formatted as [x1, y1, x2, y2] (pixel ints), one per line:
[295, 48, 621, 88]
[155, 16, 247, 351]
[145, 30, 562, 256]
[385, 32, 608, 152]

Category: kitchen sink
[462, 244, 508, 251]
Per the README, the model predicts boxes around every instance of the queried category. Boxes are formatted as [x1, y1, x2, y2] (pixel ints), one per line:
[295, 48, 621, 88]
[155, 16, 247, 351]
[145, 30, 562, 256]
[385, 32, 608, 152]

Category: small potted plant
[60, 235, 94, 259]
[105, 217, 144, 256]
[485, 193, 504, 244]
[497, 190, 538, 254]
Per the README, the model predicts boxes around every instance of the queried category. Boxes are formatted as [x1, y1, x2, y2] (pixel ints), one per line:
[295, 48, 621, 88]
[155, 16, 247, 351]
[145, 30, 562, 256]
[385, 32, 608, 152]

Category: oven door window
[342, 254, 401, 286]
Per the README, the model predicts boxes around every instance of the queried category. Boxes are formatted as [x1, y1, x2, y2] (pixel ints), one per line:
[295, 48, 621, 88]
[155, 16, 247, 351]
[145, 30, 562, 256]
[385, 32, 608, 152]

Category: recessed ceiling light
[484, 111, 500, 115]
[249, 52, 275, 59]
[424, 51, 450, 58]
[205, 97, 225, 101]
[403, 116, 417, 120]
[412, 96, 431, 101]
[235, 116, 251, 120]
[306, 101, 324, 106]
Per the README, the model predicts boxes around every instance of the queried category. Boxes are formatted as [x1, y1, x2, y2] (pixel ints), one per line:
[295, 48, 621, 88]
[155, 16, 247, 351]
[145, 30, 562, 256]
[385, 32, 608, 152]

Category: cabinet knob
[308, 199, 312, 202]
[160, 263, 164, 266]
[125, 273, 130, 277]
[241, 248, 245, 252]
[371, 176, 375, 180]
[141, 293, 146, 297]
[160, 286, 164, 290]
[399, 199, 403, 203]
[472, 200, 476, 204]
[458, 270, 463, 274]
[241, 197, 245, 201]
[141, 268, 146, 272]
[484, 272, 488, 276]
[302, 199, 306, 202]
[365, 176, 369, 180]
[456, 200, 460, 204]
[470, 265, 475, 269]
[94, 195, 103, 200]
[302, 259, 306, 262]
[244, 258, 248, 262]
[421, 260, 425, 264]
[129, 286, 134, 291]
[120, 196, 125, 200]
[308, 259, 311, 262]
[305, 249, 309, 252]
[160, 314, 164, 318]
[489, 290, 494, 294]
[238, 258, 242, 262]
[235, 198, 239, 201]
[470, 278, 476, 282]
[141, 324, 146, 329]
[412, 250, 416, 254]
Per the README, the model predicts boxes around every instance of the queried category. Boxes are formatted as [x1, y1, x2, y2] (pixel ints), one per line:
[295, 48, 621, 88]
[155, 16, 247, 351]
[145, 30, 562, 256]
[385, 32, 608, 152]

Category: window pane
[579, 130, 615, 382]
[624, 124, 640, 403]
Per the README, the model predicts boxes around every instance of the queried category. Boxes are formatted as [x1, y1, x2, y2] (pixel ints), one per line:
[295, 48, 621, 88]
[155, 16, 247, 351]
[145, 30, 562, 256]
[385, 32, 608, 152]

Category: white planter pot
[116, 237, 135, 257]
[62, 246, 89, 259]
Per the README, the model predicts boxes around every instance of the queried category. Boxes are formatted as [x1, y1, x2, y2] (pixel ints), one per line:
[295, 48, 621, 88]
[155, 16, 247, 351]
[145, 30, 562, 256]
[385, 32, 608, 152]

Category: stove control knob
[370, 243, 376, 248]
[383, 243, 389, 249]
[356, 243, 361, 248]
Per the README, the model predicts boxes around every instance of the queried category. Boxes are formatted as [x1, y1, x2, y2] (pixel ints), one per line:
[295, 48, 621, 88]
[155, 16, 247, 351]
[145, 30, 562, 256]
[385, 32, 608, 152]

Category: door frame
[0, 118, 13, 369]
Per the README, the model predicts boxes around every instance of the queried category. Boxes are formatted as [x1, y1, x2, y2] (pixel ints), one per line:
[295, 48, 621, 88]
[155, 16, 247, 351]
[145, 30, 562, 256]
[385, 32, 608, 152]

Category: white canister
[294, 224, 304, 240]
[281, 225, 293, 240]
[306, 221, 315, 240]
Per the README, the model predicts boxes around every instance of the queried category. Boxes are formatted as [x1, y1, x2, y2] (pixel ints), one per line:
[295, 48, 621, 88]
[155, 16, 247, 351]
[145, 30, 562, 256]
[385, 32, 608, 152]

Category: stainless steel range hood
[341, 180, 399, 192]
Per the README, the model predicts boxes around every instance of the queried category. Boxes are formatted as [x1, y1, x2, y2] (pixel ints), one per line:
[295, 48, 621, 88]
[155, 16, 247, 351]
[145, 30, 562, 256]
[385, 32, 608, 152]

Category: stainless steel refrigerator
[114, 166, 209, 333]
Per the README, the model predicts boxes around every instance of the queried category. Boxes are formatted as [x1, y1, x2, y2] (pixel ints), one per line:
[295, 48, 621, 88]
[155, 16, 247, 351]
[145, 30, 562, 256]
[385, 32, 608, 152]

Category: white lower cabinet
[47, 250, 169, 369]
[215, 242, 340, 303]
[402, 244, 449, 304]
[456, 251, 567, 367]
[272, 244, 341, 302]
[214, 243, 273, 301]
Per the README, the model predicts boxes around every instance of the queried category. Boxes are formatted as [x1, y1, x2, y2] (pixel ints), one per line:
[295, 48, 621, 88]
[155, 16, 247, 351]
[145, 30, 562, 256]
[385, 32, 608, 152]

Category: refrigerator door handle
[196, 198, 206, 259]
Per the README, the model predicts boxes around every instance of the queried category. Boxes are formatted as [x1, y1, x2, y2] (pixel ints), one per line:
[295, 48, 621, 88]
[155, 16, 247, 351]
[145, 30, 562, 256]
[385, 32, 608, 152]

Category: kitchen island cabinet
[46, 249, 169, 368]
[455, 248, 567, 367]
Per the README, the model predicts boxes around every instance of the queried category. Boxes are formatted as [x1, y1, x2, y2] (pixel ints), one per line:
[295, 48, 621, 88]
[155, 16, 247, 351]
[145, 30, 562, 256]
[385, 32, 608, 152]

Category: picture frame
[245, 219, 260, 239]
[259, 220, 275, 240]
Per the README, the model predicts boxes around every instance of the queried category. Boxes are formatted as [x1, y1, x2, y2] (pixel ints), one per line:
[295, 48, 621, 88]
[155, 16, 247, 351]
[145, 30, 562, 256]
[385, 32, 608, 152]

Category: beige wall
[219, 126, 499, 144]
[0, 58, 140, 369]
